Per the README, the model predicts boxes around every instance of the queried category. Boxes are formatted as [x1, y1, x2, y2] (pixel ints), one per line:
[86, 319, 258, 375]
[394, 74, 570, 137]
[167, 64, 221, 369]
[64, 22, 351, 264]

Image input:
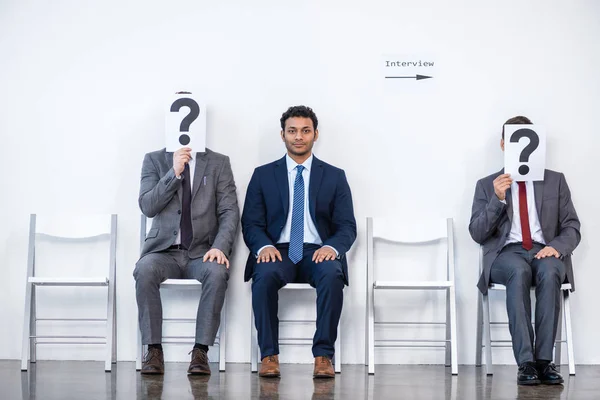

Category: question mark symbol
[509, 128, 540, 175]
[170, 98, 200, 146]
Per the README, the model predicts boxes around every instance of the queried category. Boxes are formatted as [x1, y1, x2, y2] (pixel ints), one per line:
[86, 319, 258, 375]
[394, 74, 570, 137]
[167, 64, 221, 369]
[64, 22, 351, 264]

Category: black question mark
[509, 128, 540, 175]
[170, 98, 200, 146]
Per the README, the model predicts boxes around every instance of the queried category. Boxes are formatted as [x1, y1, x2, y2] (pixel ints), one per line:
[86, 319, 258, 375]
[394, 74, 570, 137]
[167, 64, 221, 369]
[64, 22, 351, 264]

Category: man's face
[281, 117, 318, 157]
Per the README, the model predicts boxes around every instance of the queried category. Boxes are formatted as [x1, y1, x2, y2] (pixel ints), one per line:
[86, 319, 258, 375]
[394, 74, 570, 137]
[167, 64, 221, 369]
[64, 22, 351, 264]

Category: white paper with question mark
[504, 125, 546, 181]
[165, 94, 206, 153]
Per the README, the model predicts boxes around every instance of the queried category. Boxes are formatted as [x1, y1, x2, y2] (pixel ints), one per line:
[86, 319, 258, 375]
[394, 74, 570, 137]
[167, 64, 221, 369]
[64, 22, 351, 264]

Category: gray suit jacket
[138, 148, 240, 259]
[469, 169, 581, 294]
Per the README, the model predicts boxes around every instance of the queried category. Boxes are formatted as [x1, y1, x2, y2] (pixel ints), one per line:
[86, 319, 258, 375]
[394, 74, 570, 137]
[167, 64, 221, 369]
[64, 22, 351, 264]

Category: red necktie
[518, 182, 533, 251]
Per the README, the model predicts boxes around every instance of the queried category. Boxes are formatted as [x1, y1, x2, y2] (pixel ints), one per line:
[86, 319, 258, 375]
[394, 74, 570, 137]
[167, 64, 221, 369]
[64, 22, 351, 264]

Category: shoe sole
[518, 379, 541, 386]
[313, 374, 335, 379]
[188, 370, 211, 375]
[542, 379, 564, 385]
[140, 370, 164, 375]
[259, 372, 281, 378]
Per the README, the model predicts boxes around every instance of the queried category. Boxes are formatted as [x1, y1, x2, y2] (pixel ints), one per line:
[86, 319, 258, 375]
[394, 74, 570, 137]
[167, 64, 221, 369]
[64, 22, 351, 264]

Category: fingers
[203, 253, 209, 262]
[275, 250, 282, 262]
[224, 257, 230, 269]
[313, 249, 335, 263]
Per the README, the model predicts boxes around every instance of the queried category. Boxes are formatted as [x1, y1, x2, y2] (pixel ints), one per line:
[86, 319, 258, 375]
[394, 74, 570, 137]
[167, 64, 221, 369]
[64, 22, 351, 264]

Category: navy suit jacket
[241, 155, 357, 284]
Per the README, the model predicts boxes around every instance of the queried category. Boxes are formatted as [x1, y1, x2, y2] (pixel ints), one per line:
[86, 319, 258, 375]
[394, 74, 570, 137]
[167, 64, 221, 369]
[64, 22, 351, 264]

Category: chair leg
[219, 297, 227, 372]
[449, 286, 458, 375]
[335, 322, 341, 373]
[367, 287, 375, 375]
[563, 290, 575, 375]
[475, 289, 483, 367]
[554, 292, 564, 367]
[105, 281, 116, 372]
[136, 321, 142, 371]
[21, 282, 33, 371]
[251, 309, 258, 373]
[482, 292, 493, 375]
[445, 289, 451, 368]
[30, 286, 37, 363]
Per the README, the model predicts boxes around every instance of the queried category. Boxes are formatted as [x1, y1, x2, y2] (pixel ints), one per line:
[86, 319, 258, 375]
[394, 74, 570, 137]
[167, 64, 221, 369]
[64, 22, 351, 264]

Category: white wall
[1, 0, 599, 365]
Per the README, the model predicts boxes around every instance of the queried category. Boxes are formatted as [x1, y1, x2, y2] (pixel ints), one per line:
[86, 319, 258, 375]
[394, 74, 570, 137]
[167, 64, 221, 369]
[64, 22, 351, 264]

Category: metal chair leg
[482, 292, 493, 375]
[563, 290, 575, 375]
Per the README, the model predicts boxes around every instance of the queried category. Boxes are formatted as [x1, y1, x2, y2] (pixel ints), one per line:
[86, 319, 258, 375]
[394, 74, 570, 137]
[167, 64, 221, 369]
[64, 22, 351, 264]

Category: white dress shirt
[504, 180, 545, 246]
[174, 154, 196, 245]
[257, 154, 338, 257]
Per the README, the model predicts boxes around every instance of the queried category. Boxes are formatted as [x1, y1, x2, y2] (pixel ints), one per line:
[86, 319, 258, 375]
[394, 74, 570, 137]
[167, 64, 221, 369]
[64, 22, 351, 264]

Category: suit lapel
[274, 156, 289, 216]
[309, 156, 323, 226]
[191, 152, 208, 201]
[165, 151, 182, 204]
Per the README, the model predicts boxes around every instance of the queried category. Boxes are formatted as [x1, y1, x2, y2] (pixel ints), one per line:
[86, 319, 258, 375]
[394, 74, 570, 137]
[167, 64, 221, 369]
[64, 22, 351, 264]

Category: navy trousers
[252, 243, 345, 359]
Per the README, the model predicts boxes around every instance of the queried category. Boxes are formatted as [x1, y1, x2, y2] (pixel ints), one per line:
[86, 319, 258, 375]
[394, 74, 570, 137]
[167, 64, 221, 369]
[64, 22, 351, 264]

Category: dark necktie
[518, 182, 533, 251]
[180, 164, 193, 249]
[288, 165, 305, 264]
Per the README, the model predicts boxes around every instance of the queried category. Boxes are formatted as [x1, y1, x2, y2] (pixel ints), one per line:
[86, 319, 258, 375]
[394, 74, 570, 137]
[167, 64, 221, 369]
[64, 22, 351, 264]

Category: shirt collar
[286, 153, 313, 173]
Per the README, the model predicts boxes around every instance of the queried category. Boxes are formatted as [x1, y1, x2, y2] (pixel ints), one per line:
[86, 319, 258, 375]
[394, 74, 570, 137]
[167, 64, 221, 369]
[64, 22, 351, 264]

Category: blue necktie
[289, 165, 305, 264]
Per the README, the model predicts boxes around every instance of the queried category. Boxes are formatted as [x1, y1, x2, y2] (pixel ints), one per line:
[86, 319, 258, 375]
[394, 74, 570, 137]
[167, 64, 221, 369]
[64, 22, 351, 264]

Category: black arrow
[385, 75, 432, 80]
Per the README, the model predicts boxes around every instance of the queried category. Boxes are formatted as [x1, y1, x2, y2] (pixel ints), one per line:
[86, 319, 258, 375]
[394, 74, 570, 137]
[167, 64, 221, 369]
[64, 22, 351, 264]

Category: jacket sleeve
[241, 169, 275, 256]
[212, 156, 240, 256]
[469, 179, 507, 244]
[547, 173, 581, 257]
[138, 153, 181, 218]
[322, 170, 357, 255]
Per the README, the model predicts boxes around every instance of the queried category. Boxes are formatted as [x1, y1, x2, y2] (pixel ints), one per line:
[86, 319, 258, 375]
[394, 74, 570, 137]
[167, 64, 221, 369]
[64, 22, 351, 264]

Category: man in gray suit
[469, 116, 581, 386]
[134, 145, 239, 375]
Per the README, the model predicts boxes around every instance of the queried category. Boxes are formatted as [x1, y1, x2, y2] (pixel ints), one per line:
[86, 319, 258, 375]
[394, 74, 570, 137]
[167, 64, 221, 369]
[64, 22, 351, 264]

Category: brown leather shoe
[259, 355, 281, 377]
[188, 348, 211, 375]
[313, 356, 335, 379]
[141, 347, 164, 375]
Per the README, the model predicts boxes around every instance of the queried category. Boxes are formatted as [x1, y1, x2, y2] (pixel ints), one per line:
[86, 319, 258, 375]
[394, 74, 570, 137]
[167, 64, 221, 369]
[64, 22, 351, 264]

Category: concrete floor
[2, 361, 599, 400]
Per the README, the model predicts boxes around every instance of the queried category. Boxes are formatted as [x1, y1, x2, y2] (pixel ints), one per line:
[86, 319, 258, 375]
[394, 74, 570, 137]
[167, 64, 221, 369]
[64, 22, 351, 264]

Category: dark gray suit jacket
[138, 148, 240, 259]
[469, 169, 581, 294]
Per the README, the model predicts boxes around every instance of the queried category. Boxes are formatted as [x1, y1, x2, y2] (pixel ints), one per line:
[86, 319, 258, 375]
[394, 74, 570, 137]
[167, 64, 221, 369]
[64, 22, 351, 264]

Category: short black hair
[280, 105, 318, 131]
[502, 116, 532, 139]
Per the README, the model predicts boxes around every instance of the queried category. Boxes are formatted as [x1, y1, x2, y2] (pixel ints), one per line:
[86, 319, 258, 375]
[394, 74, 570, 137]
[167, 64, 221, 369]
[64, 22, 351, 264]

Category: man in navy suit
[242, 105, 357, 379]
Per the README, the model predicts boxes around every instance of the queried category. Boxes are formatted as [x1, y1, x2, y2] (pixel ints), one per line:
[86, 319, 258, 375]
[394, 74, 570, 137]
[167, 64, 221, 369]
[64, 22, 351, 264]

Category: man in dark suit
[469, 116, 581, 385]
[242, 105, 357, 378]
[134, 142, 239, 375]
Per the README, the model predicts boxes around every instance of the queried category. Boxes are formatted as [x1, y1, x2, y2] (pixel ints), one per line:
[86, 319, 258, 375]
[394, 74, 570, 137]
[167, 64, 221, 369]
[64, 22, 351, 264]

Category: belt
[168, 244, 188, 250]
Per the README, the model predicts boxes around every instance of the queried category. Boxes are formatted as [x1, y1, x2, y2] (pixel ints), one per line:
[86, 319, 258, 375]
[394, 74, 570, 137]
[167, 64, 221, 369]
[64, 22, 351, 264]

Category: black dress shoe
[538, 362, 564, 385]
[517, 361, 541, 385]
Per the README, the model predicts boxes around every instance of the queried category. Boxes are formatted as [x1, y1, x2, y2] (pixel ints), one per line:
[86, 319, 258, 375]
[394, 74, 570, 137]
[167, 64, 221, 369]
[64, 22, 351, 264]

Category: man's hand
[203, 248, 230, 268]
[535, 246, 560, 259]
[257, 247, 282, 263]
[493, 174, 513, 201]
[173, 147, 192, 177]
[312, 246, 337, 263]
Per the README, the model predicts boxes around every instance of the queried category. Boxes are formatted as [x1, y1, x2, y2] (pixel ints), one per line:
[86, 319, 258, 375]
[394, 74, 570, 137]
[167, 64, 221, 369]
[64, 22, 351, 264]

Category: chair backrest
[366, 217, 455, 284]
[27, 213, 117, 278]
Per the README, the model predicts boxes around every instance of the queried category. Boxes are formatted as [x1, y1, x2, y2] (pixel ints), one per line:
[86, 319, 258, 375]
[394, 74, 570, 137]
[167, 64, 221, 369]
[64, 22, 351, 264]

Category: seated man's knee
[508, 263, 532, 286]
[203, 264, 229, 286]
[536, 258, 566, 284]
[133, 257, 163, 288]
[252, 264, 282, 290]
[316, 261, 344, 286]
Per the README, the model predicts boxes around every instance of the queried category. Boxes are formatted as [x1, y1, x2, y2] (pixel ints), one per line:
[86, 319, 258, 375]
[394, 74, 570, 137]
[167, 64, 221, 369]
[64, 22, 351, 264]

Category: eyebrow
[287, 126, 313, 130]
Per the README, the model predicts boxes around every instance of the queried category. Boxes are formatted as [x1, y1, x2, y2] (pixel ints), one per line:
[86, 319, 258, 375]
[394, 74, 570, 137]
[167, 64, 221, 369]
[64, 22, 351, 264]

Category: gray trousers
[490, 243, 566, 365]
[133, 249, 229, 346]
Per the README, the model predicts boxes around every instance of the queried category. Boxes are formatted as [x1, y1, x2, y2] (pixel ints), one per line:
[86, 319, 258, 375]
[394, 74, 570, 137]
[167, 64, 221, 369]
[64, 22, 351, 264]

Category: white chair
[250, 284, 342, 373]
[135, 215, 226, 372]
[21, 214, 117, 372]
[475, 248, 575, 375]
[366, 217, 458, 375]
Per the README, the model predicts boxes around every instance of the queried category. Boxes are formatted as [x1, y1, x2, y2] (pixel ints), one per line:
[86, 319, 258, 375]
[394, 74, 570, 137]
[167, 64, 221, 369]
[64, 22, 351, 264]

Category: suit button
[173, 231, 177, 235]
[178, 210, 181, 215]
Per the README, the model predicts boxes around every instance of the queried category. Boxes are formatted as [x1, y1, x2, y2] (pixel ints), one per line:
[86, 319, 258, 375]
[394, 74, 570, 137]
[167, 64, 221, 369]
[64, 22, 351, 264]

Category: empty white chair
[21, 214, 117, 372]
[366, 217, 458, 375]
[475, 248, 575, 375]
[250, 284, 342, 373]
[135, 215, 226, 372]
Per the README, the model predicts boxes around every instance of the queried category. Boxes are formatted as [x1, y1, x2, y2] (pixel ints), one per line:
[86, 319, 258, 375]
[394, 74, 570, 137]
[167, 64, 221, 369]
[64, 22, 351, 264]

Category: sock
[148, 344, 162, 351]
[194, 343, 209, 352]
